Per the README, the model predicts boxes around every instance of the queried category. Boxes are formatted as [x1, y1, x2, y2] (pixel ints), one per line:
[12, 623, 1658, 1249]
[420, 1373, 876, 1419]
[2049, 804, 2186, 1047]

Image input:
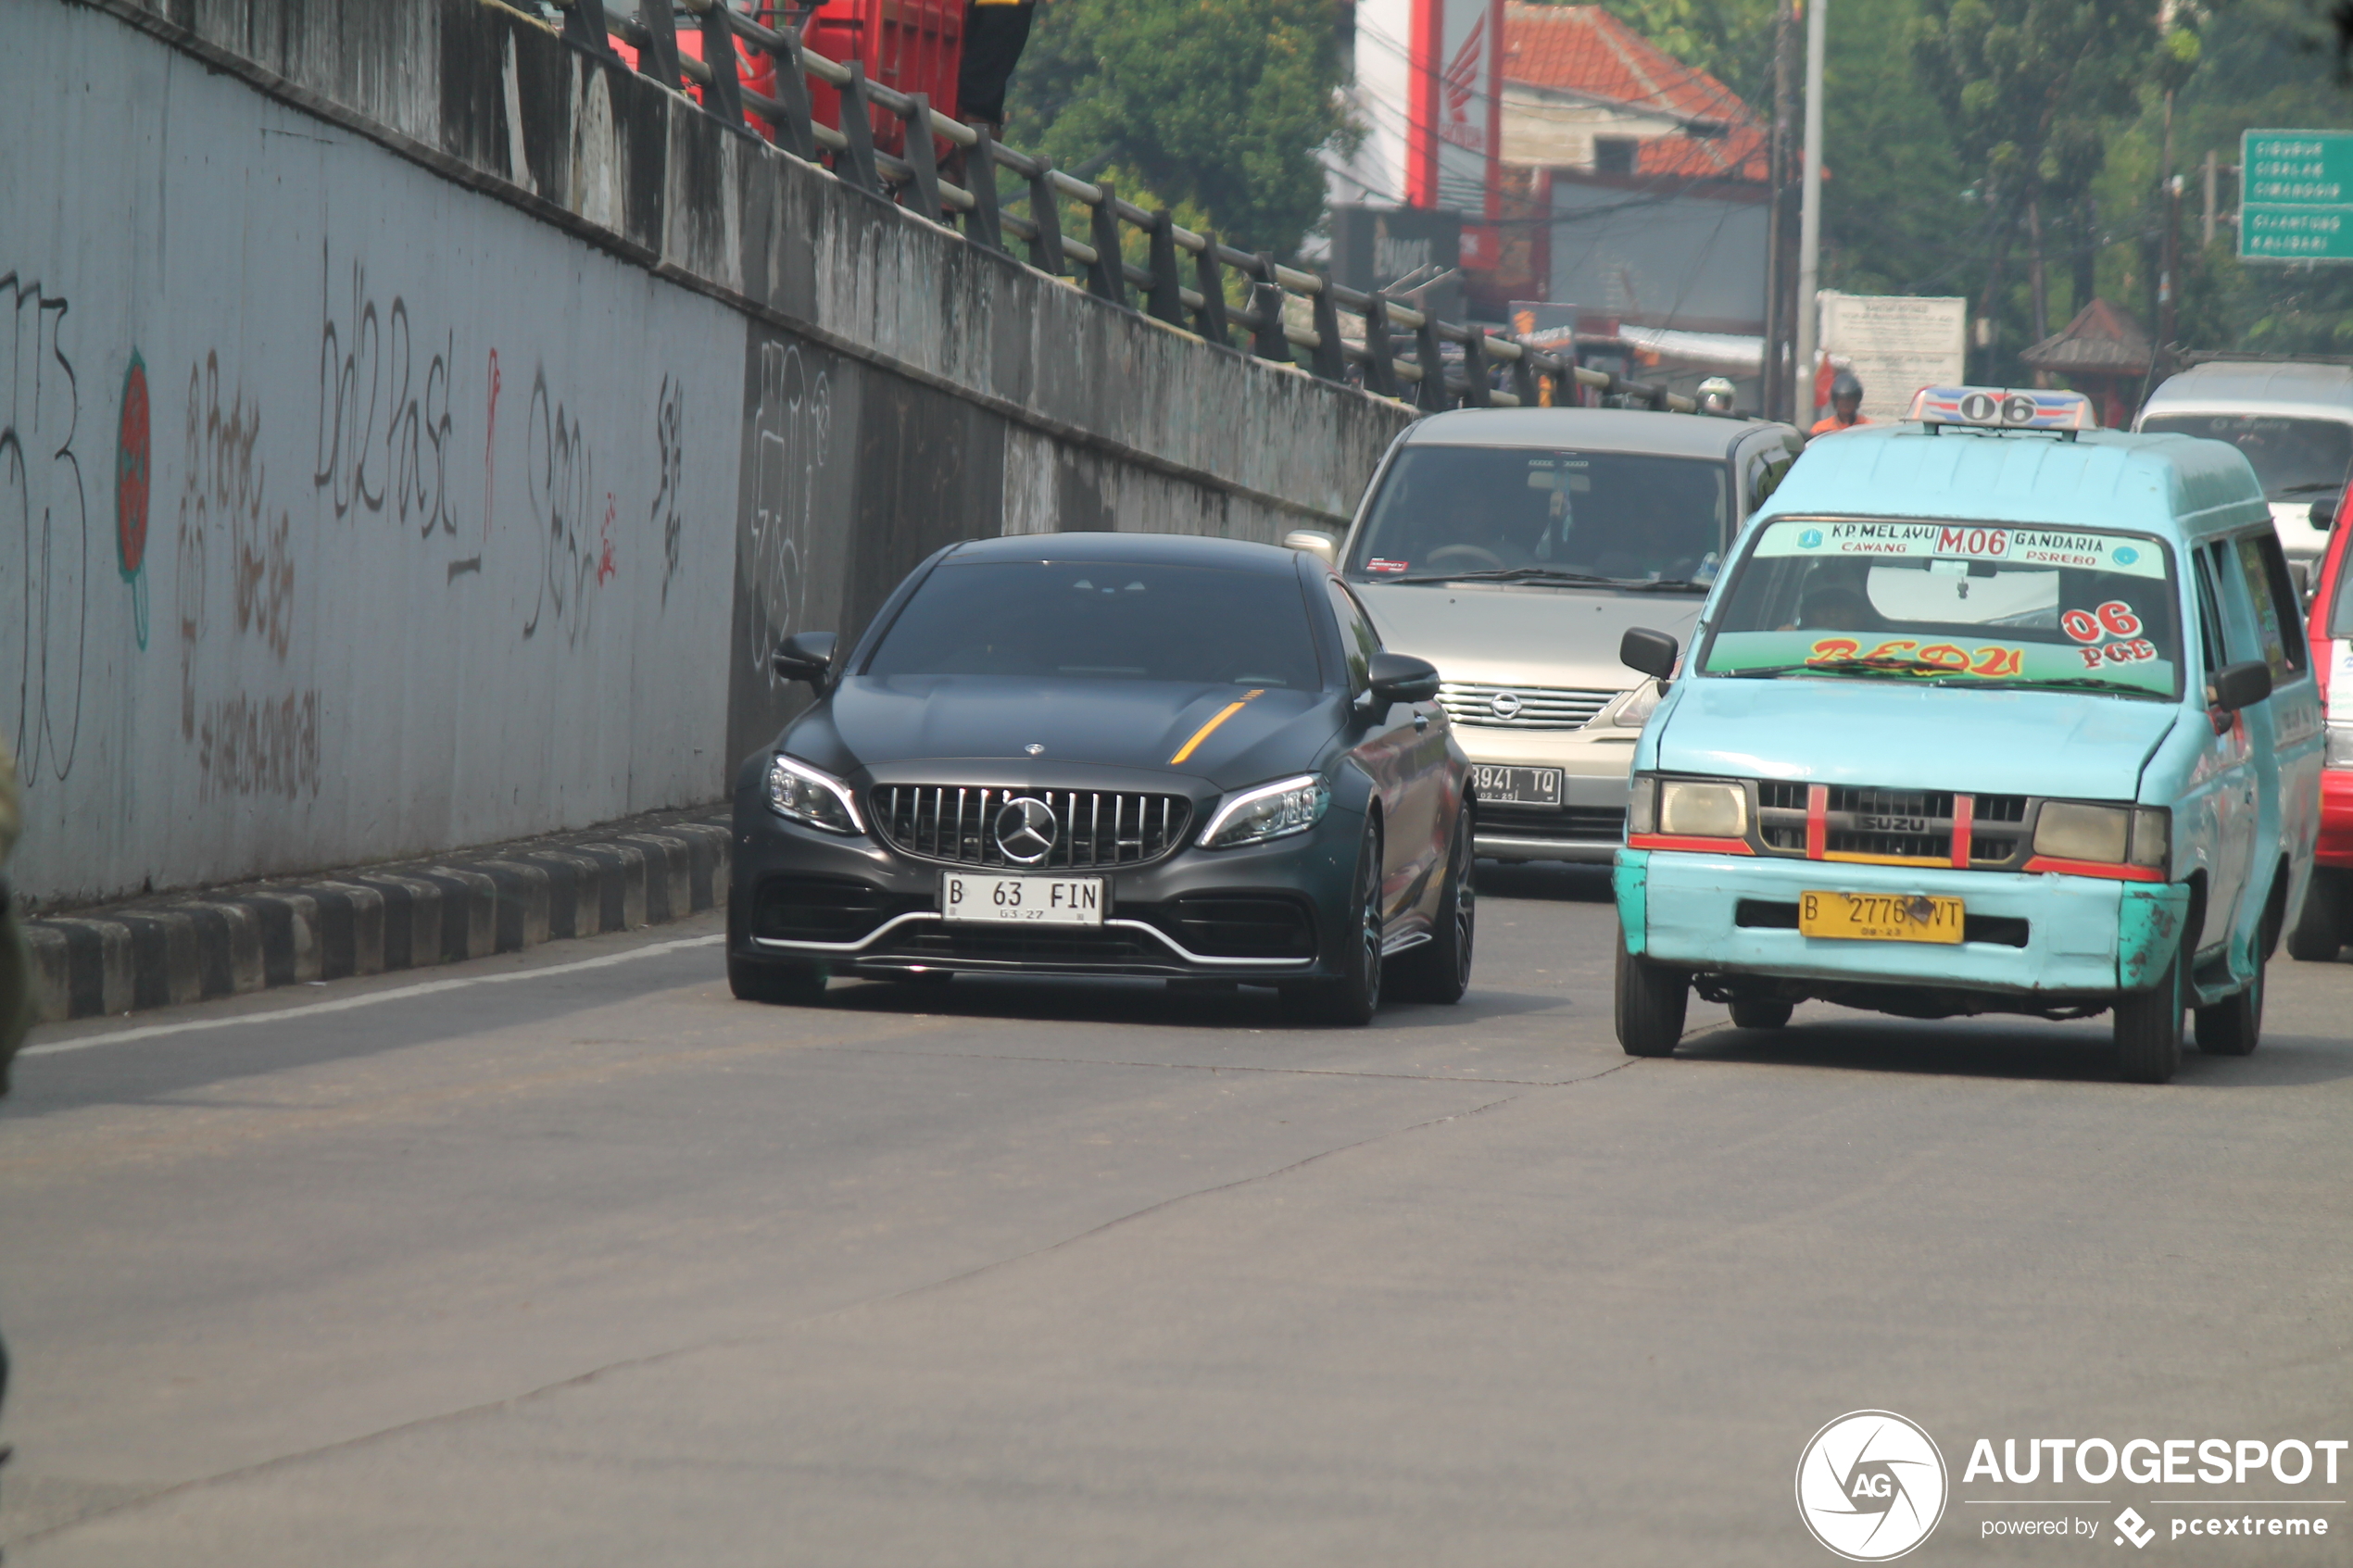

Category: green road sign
[2242, 130, 2353, 261]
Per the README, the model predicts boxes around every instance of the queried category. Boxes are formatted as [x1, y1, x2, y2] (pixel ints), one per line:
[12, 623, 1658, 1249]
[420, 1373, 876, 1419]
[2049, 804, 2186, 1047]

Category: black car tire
[1390, 809, 1475, 1004]
[2285, 869, 2346, 962]
[1285, 816, 1384, 1026]
[2195, 957, 2265, 1057]
[728, 953, 828, 1005]
[1614, 928, 1688, 1057]
[1728, 997, 1793, 1030]
[2114, 937, 2186, 1084]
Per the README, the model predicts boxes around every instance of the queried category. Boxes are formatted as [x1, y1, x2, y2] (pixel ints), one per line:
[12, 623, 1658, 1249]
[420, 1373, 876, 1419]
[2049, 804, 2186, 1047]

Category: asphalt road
[3, 864, 2350, 1566]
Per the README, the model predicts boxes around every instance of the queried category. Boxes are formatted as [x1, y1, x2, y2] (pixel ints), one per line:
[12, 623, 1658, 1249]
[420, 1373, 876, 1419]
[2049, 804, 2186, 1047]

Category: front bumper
[1616, 848, 2191, 999]
[729, 798, 1363, 983]
[1462, 724, 1636, 864]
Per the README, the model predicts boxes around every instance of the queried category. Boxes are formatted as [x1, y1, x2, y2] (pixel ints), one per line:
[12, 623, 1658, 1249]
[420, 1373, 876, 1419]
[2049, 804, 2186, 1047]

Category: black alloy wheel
[1390, 808, 1475, 1003]
[1287, 816, 1384, 1026]
[1614, 927, 1689, 1057]
[2114, 933, 2186, 1084]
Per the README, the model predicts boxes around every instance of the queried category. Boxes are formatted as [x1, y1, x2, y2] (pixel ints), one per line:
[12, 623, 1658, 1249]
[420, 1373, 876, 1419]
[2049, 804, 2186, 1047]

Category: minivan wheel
[2114, 939, 2186, 1084]
[1390, 809, 1475, 1004]
[2285, 869, 2347, 963]
[1728, 997, 1793, 1030]
[1615, 928, 1689, 1057]
[2195, 956, 2265, 1057]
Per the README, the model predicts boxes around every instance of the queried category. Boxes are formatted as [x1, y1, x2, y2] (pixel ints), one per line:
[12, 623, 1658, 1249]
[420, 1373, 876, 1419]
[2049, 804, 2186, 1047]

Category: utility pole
[1792, 0, 1827, 424]
[2158, 89, 2179, 358]
[1763, 0, 1799, 421]
[2202, 147, 2218, 249]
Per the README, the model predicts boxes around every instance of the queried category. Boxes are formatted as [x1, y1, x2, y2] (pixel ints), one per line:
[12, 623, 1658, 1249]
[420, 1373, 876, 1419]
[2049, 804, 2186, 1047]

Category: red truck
[2291, 494, 2353, 960]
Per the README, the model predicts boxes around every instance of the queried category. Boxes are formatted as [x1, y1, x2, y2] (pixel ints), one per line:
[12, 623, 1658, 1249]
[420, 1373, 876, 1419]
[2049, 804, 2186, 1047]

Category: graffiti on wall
[521, 369, 616, 645]
[1, 273, 90, 784]
[179, 352, 320, 800]
[744, 342, 831, 684]
[310, 253, 466, 563]
[651, 374, 685, 603]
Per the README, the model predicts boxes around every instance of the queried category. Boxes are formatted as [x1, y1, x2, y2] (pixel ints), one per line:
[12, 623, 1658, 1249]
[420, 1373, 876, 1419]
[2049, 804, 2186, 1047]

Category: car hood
[806, 675, 1340, 788]
[1651, 677, 2181, 800]
[1354, 581, 1705, 690]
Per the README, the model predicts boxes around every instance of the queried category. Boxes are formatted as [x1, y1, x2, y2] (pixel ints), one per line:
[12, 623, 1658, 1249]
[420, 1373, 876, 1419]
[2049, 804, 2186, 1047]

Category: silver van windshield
[1700, 520, 2182, 699]
[2140, 413, 2353, 501]
[1348, 447, 1728, 589]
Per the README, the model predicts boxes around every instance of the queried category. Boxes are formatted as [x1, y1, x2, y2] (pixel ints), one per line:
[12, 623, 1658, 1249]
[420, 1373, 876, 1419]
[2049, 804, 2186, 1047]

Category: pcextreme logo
[1796, 1411, 1951, 1562]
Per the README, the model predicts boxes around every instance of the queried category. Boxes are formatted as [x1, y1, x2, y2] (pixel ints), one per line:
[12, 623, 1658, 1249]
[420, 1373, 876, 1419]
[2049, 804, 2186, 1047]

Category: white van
[2135, 358, 2353, 574]
[1289, 408, 1806, 865]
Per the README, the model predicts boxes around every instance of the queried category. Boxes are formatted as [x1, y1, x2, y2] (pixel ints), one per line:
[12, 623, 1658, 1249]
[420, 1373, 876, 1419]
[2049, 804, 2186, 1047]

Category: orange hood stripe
[1168, 689, 1265, 765]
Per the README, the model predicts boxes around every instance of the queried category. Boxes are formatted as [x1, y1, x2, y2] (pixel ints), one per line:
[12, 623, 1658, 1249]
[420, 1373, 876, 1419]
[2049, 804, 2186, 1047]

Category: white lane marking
[24, 935, 724, 1057]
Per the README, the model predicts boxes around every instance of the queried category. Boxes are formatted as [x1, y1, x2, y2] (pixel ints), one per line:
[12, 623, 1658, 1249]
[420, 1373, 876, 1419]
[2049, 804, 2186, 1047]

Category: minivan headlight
[1198, 775, 1331, 849]
[765, 754, 863, 834]
[2033, 802, 2167, 868]
[1657, 778, 1749, 839]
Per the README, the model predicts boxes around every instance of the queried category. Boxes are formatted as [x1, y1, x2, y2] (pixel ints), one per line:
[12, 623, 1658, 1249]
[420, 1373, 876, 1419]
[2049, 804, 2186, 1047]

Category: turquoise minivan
[1612, 388, 2325, 1083]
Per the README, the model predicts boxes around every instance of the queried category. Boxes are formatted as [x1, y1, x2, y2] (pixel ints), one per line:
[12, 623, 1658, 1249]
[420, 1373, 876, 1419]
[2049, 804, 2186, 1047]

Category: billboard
[1817, 292, 1969, 421]
[1347, 1, 1504, 268]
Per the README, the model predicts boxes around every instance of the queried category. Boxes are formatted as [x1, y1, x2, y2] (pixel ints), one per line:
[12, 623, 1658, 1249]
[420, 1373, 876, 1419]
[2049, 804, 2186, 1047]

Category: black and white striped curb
[23, 810, 731, 1022]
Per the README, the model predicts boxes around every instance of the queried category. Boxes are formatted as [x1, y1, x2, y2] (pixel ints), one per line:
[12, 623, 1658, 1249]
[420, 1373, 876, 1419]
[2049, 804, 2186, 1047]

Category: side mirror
[1366, 651, 1441, 707]
[1283, 529, 1338, 565]
[2310, 496, 2339, 530]
[1620, 627, 1680, 681]
[2208, 658, 2273, 713]
[772, 631, 838, 685]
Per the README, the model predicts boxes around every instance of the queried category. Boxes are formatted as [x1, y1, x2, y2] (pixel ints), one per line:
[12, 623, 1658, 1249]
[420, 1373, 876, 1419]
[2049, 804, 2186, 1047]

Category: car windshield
[2140, 412, 2353, 500]
[1346, 446, 1730, 588]
[1699, 519, 2183, 698]
[862, 560, 1325, 688]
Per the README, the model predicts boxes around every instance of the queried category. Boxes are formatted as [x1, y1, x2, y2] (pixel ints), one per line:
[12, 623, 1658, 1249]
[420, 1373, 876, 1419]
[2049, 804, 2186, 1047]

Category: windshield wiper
[1962, 675, 2168, 696]
[1619, 577, 1714, 593]
[1718, 656, 1962, 679]
[2274, 482, 2340, 495]
[1393, 567, 1619, 586]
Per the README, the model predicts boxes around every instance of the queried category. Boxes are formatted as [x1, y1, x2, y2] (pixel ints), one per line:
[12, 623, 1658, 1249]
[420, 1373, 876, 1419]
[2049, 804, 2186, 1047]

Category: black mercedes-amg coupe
[727, 533, 1475, 1023]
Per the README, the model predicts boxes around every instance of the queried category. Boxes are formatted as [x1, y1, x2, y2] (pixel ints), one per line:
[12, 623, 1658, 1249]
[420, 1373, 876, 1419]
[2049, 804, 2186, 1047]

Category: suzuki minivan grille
[872, 786, 1192, 869]
[1436, 682, 1617, 729]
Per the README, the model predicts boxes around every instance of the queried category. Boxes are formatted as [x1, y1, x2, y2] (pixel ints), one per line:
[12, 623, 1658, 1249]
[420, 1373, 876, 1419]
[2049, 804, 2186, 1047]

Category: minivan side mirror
[1620, 627, 1680, 681]
[2310, 496, 2339, 530]
[1284, 529, 1338, 565]
[772, 631, 838, 685]
[2208, 658, 2273, 713]
[1366, 651, 1441, 707]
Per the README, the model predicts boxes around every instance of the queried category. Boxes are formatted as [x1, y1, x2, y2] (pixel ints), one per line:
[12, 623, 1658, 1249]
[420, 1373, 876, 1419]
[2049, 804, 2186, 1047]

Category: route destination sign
[2242, 130, 2353, 261]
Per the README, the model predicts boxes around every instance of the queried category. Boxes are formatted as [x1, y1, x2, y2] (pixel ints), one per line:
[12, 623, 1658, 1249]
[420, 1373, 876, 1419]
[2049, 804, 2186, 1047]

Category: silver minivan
[2135, 358, 2353, 575]
[1290, 408, 1805, 864]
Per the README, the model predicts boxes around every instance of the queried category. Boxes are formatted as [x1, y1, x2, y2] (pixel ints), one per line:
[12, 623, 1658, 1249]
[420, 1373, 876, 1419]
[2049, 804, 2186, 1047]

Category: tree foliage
[1002, 0, 1357, 259]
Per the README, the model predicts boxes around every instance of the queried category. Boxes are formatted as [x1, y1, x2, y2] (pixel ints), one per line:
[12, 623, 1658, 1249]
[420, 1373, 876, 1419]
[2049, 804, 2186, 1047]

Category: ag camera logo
[1796, 1411, 1949, 1562]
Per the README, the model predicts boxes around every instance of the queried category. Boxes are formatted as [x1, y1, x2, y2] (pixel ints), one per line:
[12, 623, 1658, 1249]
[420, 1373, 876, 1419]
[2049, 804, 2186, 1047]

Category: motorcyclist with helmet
[1810, 369, 1872, 436]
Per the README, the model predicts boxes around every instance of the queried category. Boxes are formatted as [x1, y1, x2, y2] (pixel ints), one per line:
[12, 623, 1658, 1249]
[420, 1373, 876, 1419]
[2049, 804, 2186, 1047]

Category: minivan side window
[2192, 550, 2231, 678]
[2231, 532, 2309, 681]
[1326, 579, 1380, 694]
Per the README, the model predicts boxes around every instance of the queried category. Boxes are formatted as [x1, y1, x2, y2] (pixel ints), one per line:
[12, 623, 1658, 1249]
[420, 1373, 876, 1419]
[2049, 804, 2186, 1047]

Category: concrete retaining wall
[3, 0, 1415, 908]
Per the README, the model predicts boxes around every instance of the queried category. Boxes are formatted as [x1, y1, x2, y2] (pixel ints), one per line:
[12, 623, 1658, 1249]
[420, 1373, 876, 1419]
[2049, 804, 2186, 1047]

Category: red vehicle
[2291, 492, 2353, 960]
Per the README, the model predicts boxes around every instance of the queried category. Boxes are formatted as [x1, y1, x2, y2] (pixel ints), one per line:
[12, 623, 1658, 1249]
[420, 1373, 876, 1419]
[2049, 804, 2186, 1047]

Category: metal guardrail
[550, 0, 1712, 416]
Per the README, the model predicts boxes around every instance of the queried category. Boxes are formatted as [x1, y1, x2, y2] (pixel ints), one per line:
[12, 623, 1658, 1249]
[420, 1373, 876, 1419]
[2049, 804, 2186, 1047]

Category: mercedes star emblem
[1024, 743, 1045, 756]
[994, 797, 1059, 864]
[1490, 691, 1524, 721]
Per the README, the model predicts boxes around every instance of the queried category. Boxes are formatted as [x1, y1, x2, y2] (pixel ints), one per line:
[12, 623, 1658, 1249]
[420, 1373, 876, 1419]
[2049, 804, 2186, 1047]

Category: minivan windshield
[1700, 519, 2182, 698]
[1347, 446, 1729, 589]
[863, 561, 1325, 689]
[2139, 413, 2353, 501]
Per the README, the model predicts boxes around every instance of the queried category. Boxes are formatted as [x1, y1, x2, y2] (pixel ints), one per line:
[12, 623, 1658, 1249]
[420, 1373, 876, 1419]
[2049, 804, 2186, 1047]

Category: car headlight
[1589, 680, 1663, 730]
[2033, 801, 2167, 868]
[1198, 774, 1331, 849]
[765, 753, 863, 834]
[2330, 722, 2353, 769]
[1657, 778, 1748, 838]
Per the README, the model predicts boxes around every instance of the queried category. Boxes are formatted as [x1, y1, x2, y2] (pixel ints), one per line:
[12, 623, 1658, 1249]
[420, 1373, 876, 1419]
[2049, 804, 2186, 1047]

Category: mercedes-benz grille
[1436, 682, 1617, 729]
[871, 785, 1193, 869]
